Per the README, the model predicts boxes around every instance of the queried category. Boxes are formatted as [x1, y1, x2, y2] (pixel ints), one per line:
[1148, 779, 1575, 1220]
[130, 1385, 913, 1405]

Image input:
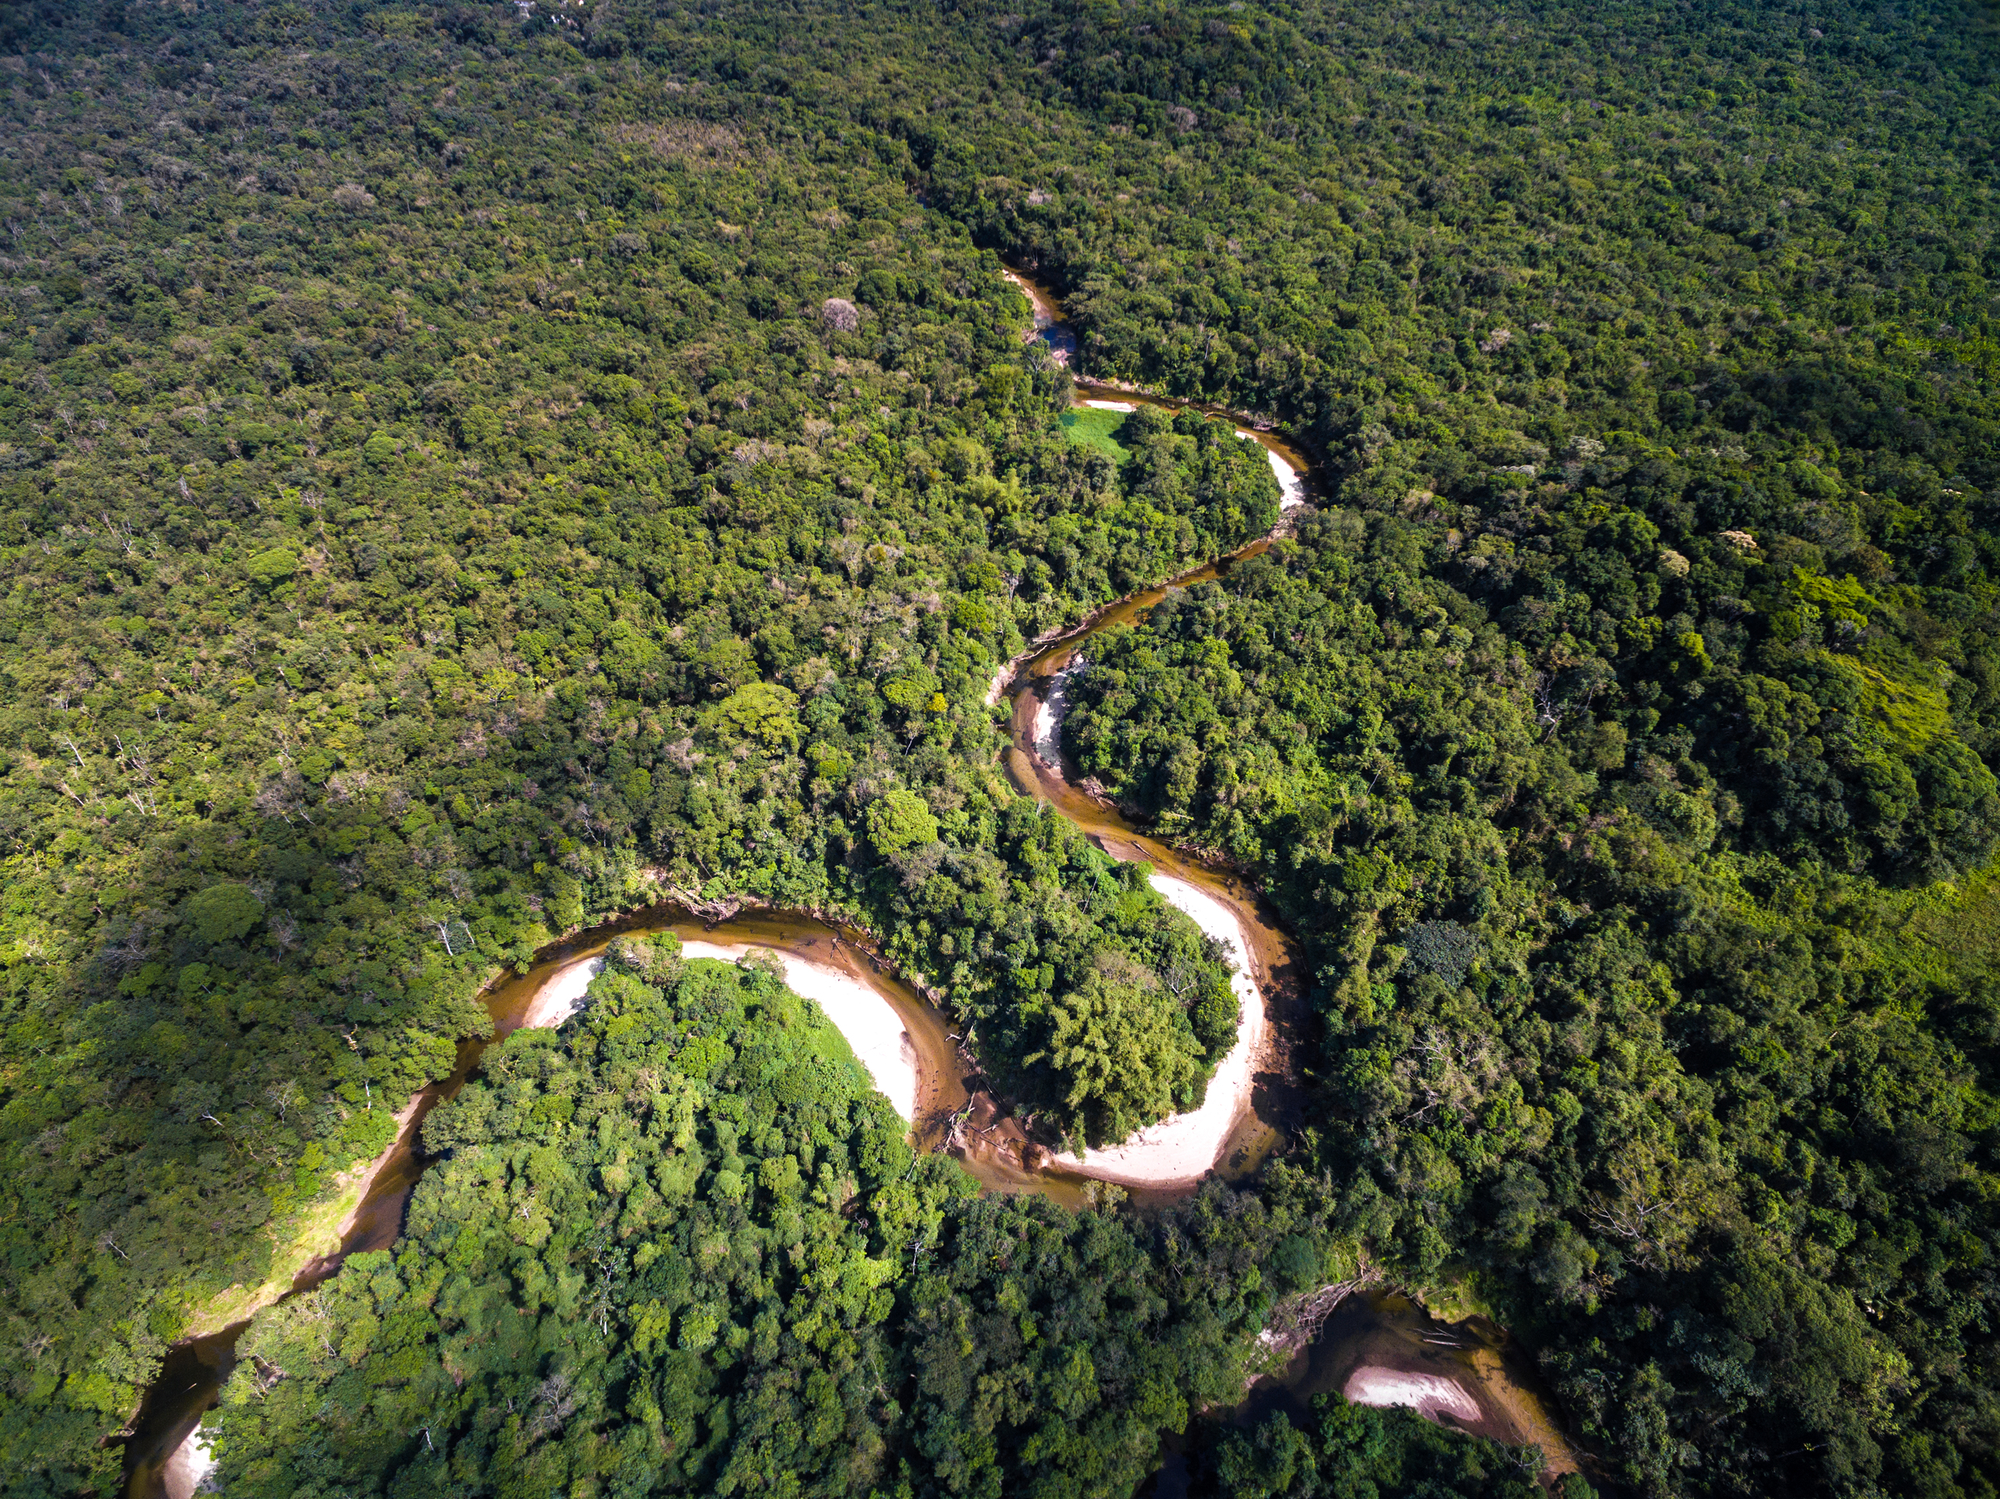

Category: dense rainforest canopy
[210, 936, 1367, 1499]
[0, 0, 1995, 1496]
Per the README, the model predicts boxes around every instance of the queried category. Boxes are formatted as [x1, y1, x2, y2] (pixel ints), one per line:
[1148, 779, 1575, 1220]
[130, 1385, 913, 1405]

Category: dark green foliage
[186, 883, 265, 945]
[209, 940, 1332, 1499]
[867, 801, 1239, 1145]
[0, 0, 1996, 1495]
[1196, 1402, 1546, 1499]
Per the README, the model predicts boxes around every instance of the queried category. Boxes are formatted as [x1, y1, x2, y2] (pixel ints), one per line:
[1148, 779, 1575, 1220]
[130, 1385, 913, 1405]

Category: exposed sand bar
[161, 1425, 213, 1499]
[1343, 1366, 1485, 1425]
[1063, 871, 1268, 1186]
[516, 955, 602, 1031]
[520, 944, 921, 1123]
[1264, 447, 1306, 510]
[521, 880, 1270, 1184]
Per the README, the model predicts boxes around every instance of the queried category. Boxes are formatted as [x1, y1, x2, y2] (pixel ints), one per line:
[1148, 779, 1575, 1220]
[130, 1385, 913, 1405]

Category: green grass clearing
[1060, 406, 1133, 464]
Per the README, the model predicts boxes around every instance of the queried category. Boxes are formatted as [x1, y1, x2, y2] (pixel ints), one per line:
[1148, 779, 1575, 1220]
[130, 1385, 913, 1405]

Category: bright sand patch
[1083, 397, 1138, 412]
[521, 945, 920, 1122]
[1063, 872, 1267, 1186]
[163, 1424, 214, 1499]
[517, 955, 603, 1031]
[1343, 1366, 1484, 1425]
[1259, 446, 1306, 510]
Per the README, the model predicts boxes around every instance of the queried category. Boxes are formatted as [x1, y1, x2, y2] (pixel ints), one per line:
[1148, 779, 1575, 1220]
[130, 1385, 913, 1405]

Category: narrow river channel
[121, 263, 1575, 1498]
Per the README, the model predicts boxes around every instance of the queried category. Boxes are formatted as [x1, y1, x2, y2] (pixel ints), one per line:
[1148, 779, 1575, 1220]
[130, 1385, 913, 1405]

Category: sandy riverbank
[1343, 1366, 1484, 1425]
[1263, 447, 1306, 509]
[1063, 872, 1268, 1187]
[516, 955, 602, 1031]
[520, 944, 921, 1123]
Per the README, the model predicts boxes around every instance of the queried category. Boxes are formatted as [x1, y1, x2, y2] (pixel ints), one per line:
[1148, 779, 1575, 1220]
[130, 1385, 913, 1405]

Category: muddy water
[1000, 560, 1306, 1188]
[994, 261, 1319, 1189]
[1150, 1291, 1578, 1498]
[1237, 1290, 1578, 1476]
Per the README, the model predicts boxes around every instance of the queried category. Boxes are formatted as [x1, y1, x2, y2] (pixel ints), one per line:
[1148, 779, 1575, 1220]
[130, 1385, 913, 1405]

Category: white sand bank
[517, 955, 603, 1031]
[1258, 445, 1306, 509]
[1083, 398, 1138, 412]
[1343, 1366, 1483, 1424]
[683, 942, 919, 1122]
[520, 944, 919, 1122]
[163, 1424, 214, 1499]
[1064, 872, 1267, 1186]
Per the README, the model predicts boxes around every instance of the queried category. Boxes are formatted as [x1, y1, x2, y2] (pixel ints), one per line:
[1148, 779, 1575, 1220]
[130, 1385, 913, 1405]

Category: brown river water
[120, 265, 1574, 1497]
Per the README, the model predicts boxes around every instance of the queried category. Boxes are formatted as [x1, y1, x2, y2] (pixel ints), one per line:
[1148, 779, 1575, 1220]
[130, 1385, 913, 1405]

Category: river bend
[121, 262, 1574, 1497]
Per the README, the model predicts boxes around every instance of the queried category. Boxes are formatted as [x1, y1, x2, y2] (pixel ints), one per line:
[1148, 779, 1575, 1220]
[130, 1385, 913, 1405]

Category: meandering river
[121, 264, 1574, 1498]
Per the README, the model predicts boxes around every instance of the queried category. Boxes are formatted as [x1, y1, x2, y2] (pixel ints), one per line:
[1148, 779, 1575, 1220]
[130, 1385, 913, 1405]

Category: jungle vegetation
[0, 0, 1994, 1496]
[207, 937, 1348, 1499]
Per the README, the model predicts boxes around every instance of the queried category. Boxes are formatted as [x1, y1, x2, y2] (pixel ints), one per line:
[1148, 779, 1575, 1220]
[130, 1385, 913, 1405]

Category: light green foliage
[865, 788, 941, 857]
[242, 548, 299, 586]
[1061, 407, 1135, 465]
[713, 680, 802, 752]
[864, 799, 1235, 1144]
[1031, 947, 1206, 1144]
[1064, 504, 2000, 1496]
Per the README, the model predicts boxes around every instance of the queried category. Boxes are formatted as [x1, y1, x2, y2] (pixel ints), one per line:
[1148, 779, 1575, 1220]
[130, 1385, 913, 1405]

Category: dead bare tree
[1585, 1161, 1687, 1270]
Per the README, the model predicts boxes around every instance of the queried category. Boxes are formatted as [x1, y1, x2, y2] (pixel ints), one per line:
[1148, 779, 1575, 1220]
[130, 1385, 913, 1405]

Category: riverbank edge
[983, 504, 1306, 712]
[157, 878, 962, 1364]
[164, 822, 1275, 1357]
[176, 1090, 429, 1345]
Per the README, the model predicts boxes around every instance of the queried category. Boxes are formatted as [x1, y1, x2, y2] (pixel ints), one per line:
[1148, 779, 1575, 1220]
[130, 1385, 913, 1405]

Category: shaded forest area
[0, 0, 1995, 1496]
